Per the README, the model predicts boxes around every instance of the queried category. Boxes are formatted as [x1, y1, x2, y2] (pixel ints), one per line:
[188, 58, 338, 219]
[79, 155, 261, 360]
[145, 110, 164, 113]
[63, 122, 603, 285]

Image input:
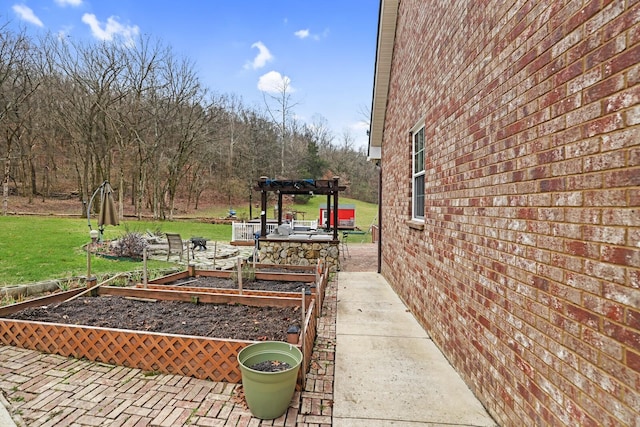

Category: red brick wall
[380, 1, 640, 425]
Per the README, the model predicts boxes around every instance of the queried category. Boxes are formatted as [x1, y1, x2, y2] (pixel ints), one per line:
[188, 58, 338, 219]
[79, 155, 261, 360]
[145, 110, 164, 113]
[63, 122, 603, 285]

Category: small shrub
[231, 262, 256, 284]
[113, 232, 148, 259]
[107, 274, 135, 287]
[0, 295, 16, 307]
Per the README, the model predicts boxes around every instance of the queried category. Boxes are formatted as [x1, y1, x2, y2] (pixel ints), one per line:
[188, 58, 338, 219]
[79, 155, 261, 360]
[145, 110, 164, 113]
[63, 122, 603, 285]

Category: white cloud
[257, 71, 295, 94]
[12, 4, 44, 27]
[81, 13, 139, 46]
[244, 41, 273, 70]
[294, 29, 309, 39]
[294, 28, 329, 41]
[54, 0, 82, 6]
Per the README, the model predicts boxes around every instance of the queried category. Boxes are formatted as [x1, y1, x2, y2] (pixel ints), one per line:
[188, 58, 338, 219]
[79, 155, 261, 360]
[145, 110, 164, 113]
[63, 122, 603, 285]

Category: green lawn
[0, 196, 377, 286]
[0, 216, 232, 286]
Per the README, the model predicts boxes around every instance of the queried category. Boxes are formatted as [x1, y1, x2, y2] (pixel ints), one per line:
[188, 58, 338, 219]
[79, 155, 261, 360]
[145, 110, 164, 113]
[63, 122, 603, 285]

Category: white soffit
[367, 0, 398, 160]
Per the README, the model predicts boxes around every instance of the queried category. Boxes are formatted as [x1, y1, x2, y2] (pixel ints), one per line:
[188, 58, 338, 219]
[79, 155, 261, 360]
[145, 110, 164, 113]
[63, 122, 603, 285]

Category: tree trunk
[2, 145, 10, 216]
[29, 157, 37, 197]
[136, 167, 144, 220]
[119, 168, 124, 221]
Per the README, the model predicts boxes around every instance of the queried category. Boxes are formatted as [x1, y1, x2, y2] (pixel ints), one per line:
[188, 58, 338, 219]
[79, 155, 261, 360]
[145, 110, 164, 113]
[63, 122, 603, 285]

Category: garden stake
[212, 241, 217, 268]
[143, 246, 148, 289]
[315, 259, 323, 314]
[316, 273, 322, 314]
[237, 258, 243, 295]
[301, 287, 306, 389]
[301, 288, 305, 339]
[253, 237, 257, 269]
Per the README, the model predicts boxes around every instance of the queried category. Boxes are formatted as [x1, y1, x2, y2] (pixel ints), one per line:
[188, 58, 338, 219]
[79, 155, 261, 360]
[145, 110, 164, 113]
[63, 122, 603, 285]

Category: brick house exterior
[368, 1, 639, 426]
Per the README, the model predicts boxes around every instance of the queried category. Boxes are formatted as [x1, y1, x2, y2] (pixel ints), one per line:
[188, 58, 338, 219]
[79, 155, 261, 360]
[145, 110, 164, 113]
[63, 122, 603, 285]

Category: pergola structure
[255, 177, 346, 240]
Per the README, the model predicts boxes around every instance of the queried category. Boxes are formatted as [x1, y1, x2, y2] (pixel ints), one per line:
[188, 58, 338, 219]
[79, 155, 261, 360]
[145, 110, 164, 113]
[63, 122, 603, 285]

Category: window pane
[414, 127, 424, 152]
[414, 128, 424, 173]
[414, 174, 425, 218]
[412, 126, 425, 220]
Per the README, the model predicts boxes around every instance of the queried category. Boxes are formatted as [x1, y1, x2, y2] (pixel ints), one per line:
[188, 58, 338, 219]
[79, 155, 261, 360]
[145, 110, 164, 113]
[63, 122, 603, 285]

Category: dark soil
[172, 276, 313, 293]
[5, 296, 301, 341]
[250, 360, 292, 372]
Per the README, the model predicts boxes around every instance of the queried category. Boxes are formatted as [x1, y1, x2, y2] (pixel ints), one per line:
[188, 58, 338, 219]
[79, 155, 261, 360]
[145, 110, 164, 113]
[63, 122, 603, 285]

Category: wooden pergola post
[333, 176, 339, 241]
[260, 176, 268, 237]
[325, 193, 331, 231]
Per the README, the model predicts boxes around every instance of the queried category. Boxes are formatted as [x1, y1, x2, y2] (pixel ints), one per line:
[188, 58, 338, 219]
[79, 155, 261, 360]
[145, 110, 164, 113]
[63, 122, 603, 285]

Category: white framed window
[412, 125, 425, 221]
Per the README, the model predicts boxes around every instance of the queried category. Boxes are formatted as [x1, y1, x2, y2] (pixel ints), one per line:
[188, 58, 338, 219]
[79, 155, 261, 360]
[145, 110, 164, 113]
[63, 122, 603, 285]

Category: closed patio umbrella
[86, 181, 119, 278]
[87, 181, 119, 242]
[98, 181, 119, 239]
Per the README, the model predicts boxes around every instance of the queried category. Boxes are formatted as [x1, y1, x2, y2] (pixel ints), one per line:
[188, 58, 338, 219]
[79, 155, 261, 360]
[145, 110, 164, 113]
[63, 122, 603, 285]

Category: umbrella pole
[86, 241, 92, 279]
[87, 181, 106, 231]
[143, 246, 148, 289]
[98, 184, 106, 242]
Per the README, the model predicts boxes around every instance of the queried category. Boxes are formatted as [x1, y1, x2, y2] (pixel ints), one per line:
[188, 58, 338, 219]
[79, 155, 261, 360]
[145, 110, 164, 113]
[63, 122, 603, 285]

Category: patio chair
[165, 233, 185, 261]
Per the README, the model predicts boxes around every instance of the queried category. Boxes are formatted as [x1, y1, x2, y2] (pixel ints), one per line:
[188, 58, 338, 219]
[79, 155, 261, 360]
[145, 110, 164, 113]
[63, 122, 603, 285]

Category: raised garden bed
[141, 261, 328, 314]
[0, 270, 322, 384]
[5, 295, 301, 341]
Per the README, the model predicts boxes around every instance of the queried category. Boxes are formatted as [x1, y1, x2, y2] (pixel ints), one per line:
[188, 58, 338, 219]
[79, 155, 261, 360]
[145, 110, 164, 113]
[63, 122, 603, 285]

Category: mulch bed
[4, 295, 302, 341]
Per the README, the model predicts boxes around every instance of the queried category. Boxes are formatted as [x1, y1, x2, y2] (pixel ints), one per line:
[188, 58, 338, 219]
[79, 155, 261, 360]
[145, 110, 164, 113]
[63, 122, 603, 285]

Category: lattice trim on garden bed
[0, 319, 247, 382]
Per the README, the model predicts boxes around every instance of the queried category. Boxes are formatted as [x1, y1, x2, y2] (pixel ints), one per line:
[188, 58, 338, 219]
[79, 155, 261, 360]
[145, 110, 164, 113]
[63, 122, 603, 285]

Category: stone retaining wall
[0, 279, 74, 301]
[259, 240, 340, 272]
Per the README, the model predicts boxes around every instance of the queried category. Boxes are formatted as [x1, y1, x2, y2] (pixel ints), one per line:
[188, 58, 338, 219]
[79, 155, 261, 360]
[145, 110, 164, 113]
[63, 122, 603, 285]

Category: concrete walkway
[334, 272, 496, 426]
[0, 393, 16, 427]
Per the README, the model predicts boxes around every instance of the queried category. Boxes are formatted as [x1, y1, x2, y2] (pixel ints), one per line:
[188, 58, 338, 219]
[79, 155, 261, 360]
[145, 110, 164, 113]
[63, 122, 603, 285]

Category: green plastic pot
[238, 341, 303, 419]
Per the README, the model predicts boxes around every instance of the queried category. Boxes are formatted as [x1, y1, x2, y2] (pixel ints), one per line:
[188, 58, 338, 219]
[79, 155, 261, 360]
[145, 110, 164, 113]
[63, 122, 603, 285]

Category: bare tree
[308, 114, 335, 150]
[44, 36, 127, 208]
[357, 103, 371, 129]
[155, 53, 209, 219]
[0, 26, 41, 215]
[114, 35, 170, 219]
[261, 74, 299, 177]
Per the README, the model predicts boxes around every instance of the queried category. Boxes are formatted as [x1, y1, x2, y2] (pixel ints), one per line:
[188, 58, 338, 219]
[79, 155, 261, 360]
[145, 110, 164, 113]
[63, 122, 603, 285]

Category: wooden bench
[165, 233, 185, 261]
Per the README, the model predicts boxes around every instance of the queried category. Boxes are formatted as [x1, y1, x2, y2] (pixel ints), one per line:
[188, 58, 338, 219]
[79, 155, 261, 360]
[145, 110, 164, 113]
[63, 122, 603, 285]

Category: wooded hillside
[0, 25, 377, 219]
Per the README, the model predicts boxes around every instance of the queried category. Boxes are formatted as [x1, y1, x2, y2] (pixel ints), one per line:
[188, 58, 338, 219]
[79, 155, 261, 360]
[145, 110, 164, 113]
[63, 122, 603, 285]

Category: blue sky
[3, 0, 379, 149]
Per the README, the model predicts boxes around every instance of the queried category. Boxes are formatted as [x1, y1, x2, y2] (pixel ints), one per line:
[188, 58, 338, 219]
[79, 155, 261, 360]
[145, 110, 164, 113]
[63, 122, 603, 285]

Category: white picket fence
[231, 222, 273, 241]
[231, 220, 318, 241]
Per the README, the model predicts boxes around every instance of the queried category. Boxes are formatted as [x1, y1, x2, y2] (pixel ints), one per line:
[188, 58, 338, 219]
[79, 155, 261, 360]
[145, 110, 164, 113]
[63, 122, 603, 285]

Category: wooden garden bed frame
[141, 261, 329, 316]
[0, 276, 321, 385]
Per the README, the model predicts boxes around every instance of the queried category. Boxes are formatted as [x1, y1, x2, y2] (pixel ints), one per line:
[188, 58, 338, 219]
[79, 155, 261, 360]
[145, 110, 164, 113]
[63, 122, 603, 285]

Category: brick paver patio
[0, 243, 376, 426]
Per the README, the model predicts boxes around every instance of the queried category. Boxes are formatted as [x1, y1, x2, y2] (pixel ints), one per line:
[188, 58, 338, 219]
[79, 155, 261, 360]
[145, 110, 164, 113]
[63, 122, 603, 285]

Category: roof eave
[367, 0, 399, 161]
